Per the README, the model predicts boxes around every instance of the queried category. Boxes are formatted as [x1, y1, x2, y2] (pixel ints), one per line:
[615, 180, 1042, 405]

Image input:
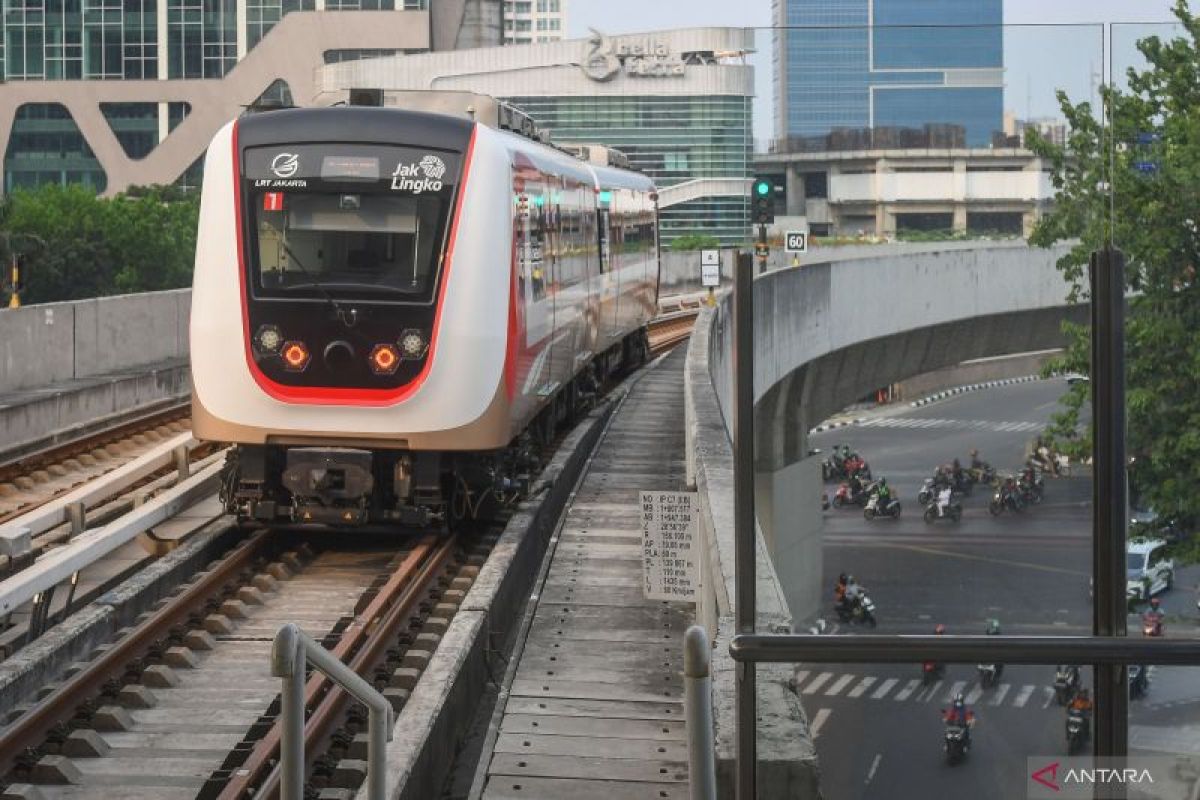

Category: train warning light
[281, 341, 310, 371]
[370, 344, 400, 375]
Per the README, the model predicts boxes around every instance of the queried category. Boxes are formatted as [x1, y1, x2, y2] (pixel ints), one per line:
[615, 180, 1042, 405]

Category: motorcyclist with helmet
[848, 471, 865, 502]
[942, 693, 976, 749]
[1069, 687, 1093, 717]
[1143, 597, 1165, 637]
[834, 573, 850, 615]
[874, 477, 894, 512]
[936, 484, 953, 517]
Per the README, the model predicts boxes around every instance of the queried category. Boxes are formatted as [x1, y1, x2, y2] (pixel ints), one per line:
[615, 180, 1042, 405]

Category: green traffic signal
[755, 181, 770, 196]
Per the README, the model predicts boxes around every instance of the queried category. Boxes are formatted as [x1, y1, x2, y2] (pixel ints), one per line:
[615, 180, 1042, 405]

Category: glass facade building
[504, 94, 752, 245]
[774, 0, 1003, 147]
[1, 0, 428, 192]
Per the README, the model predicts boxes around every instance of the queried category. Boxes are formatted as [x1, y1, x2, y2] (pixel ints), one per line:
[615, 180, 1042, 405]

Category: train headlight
[281, 341, 311, 371]
[255, 324, 283, 353]
[369, 343, 400, 375]
[399, 329, 427, 359]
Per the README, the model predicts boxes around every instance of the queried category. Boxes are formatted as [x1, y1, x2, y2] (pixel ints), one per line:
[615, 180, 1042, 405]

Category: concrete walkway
[479, 350, 691, 800]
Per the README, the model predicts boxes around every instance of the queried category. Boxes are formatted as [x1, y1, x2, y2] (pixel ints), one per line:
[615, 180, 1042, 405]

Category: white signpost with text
[785, 230, 809, 253]
[700, 248, 721, 287]
[640, 491, 698, 601]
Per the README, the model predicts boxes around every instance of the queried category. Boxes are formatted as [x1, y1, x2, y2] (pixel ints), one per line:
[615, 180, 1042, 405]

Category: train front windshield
[243, 144, 462, 304]
[254, 193, 444, 297]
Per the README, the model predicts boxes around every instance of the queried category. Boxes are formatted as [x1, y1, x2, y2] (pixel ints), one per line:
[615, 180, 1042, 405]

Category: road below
[804, 379, 1200, 799]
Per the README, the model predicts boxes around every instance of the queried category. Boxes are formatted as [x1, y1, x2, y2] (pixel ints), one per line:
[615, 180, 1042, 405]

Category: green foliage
[1031, 0, 1200, 529]
[894, 228, 1020, 243]
[669, 234, 720, 252]
[0, 183, 199, 305]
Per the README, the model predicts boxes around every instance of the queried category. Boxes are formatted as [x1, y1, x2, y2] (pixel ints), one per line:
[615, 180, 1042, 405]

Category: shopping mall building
[317, 26, 754, 245]
[1, 15, 754, 246]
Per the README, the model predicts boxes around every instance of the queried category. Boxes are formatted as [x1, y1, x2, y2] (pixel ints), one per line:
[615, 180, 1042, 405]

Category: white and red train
[190, 106, 659, 527]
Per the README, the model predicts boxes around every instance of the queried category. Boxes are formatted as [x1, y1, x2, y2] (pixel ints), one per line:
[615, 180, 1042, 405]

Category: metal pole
[684, 625, 717, 800]
[733, 252, 757, 800]
[271, 623, 306, 800]
[756, 224, 768, 274]
[368, 691, 389, 800]
[1090, 246, 1128, 758]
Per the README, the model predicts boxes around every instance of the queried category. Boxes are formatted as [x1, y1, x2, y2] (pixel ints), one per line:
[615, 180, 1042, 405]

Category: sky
[566, 0, 1182, 145]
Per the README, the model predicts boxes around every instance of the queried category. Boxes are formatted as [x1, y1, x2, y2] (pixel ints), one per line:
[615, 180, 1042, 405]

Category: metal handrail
[271, 623, 394, 800]
[729, 634, 1200, 665]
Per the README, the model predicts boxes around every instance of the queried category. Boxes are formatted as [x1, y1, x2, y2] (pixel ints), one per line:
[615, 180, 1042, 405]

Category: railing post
[1090, 246, 1128, 757]
[733, 251, 756, 799]
[684, 625, 716, 800]
[271, 623, 306, 800]
[271, 623, 394, 800]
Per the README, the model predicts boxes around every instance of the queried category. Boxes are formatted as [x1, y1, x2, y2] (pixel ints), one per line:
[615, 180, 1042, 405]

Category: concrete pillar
[878, 204, 894, 238]
[785, 164, 806, 217]
[1023, 209, 1038, 239]
[953, 204, 968, 233]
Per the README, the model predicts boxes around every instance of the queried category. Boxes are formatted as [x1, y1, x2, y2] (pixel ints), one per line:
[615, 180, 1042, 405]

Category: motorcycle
[864, 494, 901, 520]
[977, 663, 1003, 688]
[844, 454, 871, 481]
[917, 478, 937, 506]
[1141, 612, 1164, 638]
[834, 482, 870, 508]
[969, 462, 996, 486]
[943, 722, 971, 764]
[924, 501, 963, 524]
[988, 479, 1024, 516]
[922, 660, 944, 685]
[835, 593, 878, 628]
[1129, 665, 1149, 699]
[1066, 708, 1090, 754]
[1054, 666, 1080, 705]
[1018, 471, 1045, 505]
[823, 453, 872, 482]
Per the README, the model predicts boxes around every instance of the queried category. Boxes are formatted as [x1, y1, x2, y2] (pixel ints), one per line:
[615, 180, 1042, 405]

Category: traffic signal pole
[7, 254, 20, 309]
[757, 224, 768, 274]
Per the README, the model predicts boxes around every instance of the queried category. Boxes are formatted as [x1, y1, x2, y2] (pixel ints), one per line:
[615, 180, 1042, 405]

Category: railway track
[0, 308, 694, 798]
[0, 526, 488, 799]
[0, 403, 195, 525]
[648, 309, 700, 356]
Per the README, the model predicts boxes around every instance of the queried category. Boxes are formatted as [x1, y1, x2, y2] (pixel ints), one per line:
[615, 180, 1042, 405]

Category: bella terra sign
[581, 29, 687, 81]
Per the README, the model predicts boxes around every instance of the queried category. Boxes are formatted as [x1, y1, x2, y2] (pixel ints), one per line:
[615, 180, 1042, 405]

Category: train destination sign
[640, 491, 698, 602]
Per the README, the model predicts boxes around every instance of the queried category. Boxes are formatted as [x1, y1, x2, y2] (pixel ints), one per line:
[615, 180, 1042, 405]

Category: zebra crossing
[792, 668, 1070, 710]
[855, 416, 1044, 433]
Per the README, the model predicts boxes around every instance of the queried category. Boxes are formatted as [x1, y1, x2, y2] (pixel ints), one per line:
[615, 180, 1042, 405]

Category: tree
[1030, 0, 1200, 527]
[0, 183, 199, 305]
[669, 234, 720, 252]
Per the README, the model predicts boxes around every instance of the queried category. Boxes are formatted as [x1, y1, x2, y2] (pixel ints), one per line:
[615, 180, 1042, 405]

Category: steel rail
[0, 530, 266, 780]
[216, 533, 458, 800]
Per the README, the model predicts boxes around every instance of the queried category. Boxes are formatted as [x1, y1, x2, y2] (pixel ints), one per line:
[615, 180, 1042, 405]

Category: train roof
[236, 106, 475, 153]
[588, 163, 656, 193]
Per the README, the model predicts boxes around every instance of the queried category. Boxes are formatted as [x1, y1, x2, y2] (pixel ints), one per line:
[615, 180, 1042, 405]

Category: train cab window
[253, 192, 444, 299]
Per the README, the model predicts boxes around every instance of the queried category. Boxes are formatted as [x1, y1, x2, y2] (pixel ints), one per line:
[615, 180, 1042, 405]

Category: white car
[1126, 539, 1174, 603]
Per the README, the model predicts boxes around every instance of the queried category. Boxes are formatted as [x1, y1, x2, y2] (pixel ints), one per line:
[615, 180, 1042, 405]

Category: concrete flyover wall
[1, 289, 190, 394]
[708, 242, 1078, 463]
[702, 242, 1081, 625]
[683, 305, 822, 799]
[0, 289, 192, 455]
